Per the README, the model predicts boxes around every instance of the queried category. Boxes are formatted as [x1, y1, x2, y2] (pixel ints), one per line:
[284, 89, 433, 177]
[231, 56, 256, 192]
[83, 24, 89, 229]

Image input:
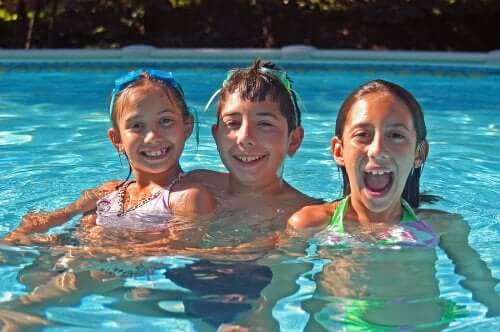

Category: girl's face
[109, 87, 192, 178]
[212, 93, 303, 189]
[332, 92, 423, 214]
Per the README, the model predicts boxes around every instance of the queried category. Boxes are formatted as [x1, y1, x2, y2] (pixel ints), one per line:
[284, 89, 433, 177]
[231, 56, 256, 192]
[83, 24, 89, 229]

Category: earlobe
[211, 124, 218, 141]
[108, 128, 122, 152]
[331, 136, 344, 166]
[414, 140, 429, 168]
[287, 127, 304, 156]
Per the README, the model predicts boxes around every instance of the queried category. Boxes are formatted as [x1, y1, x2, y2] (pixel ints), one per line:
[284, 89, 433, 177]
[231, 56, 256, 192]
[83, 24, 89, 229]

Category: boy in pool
[287, 79, 500, 329]
[4, 68, 215, 246]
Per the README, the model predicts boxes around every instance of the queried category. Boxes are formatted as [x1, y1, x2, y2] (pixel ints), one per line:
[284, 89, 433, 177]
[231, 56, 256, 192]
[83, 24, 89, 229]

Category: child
[149, 60, 320, 330]
[287, 79, 499, 329]
[188, 59, 318, 232]
[4, 68, 215, 245]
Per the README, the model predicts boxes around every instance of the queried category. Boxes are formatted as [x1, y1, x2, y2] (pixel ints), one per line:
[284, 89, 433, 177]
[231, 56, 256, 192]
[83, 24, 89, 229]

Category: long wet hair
[335, 79, 431, 208]
[216, 59, 301, 133]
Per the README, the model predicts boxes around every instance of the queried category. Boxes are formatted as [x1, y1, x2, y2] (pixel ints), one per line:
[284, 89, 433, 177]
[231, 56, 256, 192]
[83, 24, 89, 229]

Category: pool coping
[1, 45, 500, 65]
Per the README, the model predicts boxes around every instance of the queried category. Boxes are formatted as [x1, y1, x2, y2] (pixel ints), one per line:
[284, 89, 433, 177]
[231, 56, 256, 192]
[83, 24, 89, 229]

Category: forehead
[123, 85, 180, 111]
[346, 92, 415, 129]
[220, 92, 284, 117]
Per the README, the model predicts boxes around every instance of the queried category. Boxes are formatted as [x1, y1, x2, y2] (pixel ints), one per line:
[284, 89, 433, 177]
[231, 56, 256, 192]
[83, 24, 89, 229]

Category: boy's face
[212, 93, 302, 189]
[332, 92, 423, 214]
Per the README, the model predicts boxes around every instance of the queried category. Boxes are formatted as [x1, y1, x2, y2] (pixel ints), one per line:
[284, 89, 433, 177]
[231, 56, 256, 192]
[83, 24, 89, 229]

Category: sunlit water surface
[0, 60, 499, 331]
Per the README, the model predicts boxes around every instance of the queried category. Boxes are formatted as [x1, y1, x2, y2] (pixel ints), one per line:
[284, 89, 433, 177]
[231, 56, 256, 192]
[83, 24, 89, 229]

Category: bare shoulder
[74, 180, 120, 212]
[288, 201, 337, 231]
[96, 180, 121, 193]
[169, 181, 216, 215]
[417, 208, 467, 235]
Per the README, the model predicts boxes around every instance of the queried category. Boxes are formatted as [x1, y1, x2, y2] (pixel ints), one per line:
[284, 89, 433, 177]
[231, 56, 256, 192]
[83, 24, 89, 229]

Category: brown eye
[224, 120, 240, 129]
[160, 117, 173, 127]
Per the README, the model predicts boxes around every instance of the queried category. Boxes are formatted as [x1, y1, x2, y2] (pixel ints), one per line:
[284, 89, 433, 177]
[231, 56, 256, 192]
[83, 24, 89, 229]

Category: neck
[347, 196, 403, 225]
[228, 175, 287, 197]
[132, 165, 182, 189]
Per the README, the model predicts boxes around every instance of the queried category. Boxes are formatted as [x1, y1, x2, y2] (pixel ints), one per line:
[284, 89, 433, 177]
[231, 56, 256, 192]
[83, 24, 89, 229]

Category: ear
[331, 136, 344, 166]
[183, 116, 194, 140]
[287, 127, 304, 156]
[414, 140, 429, 169]
[211, 124, 219, 142]
[108, 128, 123, 152]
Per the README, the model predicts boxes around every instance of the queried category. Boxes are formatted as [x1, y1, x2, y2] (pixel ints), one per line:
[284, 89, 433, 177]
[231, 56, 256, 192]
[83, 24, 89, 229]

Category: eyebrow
[221, 111, 280, 119]
[124, 108, 175, 122]
[255, 111, 280, 119]
[350, 122, 411, 131]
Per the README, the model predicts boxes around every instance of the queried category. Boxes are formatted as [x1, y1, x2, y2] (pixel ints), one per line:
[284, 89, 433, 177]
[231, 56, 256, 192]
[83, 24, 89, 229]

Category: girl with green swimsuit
[288, 80, 499, 330]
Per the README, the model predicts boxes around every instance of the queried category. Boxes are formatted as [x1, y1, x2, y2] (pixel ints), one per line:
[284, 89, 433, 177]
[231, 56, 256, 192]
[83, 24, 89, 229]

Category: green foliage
[0, 8, 16, 21]
[0, 0, 498, 50]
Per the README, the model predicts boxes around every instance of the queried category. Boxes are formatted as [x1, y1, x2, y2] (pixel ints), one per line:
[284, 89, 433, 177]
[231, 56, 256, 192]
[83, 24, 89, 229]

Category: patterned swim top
[95, 174, 183, 231]
[317, 196, 438, 248]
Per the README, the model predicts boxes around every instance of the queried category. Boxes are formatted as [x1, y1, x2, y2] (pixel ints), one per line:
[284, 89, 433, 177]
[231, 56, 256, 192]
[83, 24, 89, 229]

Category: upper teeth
[143, 149, 167, 157]
[237, 155, 262, 162]
[367, 170, 390, 175]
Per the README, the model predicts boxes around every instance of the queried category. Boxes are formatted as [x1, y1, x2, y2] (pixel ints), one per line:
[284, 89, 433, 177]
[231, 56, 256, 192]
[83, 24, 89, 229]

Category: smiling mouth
[233, 154, 266, 164]
[140, 147, 170, 160]
[364, 170, 393, 195]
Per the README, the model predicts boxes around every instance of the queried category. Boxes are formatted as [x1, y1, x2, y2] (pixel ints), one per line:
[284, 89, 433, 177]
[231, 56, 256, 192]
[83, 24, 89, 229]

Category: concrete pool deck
[0, 45, 499, 65]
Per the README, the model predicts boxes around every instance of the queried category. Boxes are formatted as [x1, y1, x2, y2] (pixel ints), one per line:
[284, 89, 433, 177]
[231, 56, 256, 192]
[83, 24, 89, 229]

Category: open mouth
[140, 147, 170, 160]
[233, 154, 266, 164]
[364, 169, 393, 196]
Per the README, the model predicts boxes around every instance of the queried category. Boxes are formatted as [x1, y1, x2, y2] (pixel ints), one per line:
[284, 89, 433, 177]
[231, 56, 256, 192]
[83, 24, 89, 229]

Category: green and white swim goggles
[109, 69, 185, 118]
[203, 66, 301, 127]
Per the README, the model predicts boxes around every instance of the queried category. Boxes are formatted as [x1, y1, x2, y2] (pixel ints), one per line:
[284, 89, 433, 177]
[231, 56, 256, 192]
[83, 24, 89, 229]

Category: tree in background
[0, 0, 499, 50]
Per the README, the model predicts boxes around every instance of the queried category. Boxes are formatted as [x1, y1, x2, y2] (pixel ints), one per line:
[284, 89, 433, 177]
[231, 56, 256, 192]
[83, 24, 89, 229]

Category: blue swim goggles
[109, 69, 184, 118]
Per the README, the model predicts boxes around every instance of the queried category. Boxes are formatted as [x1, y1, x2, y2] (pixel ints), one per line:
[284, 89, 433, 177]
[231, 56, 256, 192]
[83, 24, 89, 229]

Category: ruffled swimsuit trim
[327, 196, 438, 248]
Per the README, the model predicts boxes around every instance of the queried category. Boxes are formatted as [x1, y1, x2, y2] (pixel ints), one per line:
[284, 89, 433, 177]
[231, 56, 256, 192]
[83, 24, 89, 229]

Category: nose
[236, 122, 256, 147]
[367, 133, 388, 160]
[144, 127, 162, 144]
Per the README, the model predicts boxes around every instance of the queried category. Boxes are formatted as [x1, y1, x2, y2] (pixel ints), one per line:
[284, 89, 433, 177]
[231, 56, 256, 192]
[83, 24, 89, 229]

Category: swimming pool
[0, 59, 499, 331]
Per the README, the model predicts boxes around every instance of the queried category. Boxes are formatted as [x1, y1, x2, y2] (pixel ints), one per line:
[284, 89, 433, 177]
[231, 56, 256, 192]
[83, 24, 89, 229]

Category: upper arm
[287, 203, 333, 233]
[170, 184, 216, 216]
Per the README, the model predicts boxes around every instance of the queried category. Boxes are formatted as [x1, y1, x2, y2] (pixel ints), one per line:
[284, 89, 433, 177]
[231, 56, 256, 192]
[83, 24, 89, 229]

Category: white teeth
[366, 170, 390, 175]
[143, 148, 167, 157]
[236, 155, 263, 162]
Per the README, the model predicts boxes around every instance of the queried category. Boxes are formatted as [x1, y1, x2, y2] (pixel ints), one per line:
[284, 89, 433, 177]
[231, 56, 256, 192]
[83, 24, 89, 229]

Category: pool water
[0, 60, 499, 331]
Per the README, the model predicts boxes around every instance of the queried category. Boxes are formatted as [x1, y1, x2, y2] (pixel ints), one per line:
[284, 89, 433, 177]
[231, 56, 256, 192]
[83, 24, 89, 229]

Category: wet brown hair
[216, 59, 301, 133]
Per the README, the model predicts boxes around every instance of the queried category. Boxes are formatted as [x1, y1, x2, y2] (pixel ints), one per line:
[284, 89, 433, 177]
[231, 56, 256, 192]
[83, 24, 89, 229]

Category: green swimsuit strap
[400, 198, 418, 223]
[329, 196, 349, 234]
[329, 197, 418, 233]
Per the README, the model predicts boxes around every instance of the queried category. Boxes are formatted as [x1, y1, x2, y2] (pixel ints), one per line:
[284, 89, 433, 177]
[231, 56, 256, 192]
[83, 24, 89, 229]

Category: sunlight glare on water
[0, 61, 499, 331]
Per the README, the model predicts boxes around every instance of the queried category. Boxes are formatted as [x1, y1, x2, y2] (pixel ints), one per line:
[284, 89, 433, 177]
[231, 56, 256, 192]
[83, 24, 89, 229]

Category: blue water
[0, 60, 499, 331]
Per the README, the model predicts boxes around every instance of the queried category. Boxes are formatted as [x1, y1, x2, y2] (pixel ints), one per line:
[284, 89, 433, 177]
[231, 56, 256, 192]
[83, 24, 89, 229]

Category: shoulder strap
[401, 199, 418, 223]
[329, 196, 349, 234]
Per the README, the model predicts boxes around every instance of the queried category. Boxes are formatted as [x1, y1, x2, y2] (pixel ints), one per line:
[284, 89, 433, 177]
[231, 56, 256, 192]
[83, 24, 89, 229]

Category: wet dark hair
[335, 79, 431, 208]
[216, 59, 301, 133]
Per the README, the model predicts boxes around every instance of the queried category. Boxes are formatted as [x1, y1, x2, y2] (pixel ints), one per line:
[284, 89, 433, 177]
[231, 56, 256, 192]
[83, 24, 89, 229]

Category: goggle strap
[203, 88, 221, 113]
